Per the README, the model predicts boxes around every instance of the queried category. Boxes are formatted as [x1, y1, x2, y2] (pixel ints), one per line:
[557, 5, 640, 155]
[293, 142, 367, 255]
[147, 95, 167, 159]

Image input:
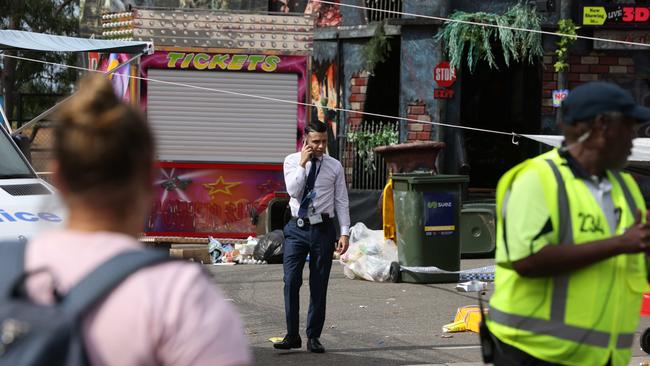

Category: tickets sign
[166, 52, 281, 72]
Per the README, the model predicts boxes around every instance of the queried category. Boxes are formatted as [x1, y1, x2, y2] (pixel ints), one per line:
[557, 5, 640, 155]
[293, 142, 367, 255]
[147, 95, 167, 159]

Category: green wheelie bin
[389, 173, 469, 283]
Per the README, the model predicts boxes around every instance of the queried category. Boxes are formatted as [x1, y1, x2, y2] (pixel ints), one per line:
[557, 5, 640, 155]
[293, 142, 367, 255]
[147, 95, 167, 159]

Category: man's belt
[293, 213, 331, 228]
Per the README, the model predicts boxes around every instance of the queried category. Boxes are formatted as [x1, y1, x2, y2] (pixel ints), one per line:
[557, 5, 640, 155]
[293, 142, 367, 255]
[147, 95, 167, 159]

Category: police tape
[400, 264, 495, 281]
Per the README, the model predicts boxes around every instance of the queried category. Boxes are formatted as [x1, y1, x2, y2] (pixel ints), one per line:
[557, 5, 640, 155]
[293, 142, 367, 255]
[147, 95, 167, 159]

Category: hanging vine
[362, 22, 392, 73]
[554, 19, 579, 72]
[436, 3, 544, 73]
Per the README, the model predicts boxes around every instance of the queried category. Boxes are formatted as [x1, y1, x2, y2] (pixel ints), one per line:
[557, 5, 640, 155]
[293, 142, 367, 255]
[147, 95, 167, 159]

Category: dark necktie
[299, 157, 319, 217]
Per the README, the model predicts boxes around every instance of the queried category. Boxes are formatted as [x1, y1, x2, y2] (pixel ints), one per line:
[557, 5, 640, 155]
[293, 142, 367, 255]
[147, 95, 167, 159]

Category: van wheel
[389, 262, 401, 283]
[641, 328, 650, 354]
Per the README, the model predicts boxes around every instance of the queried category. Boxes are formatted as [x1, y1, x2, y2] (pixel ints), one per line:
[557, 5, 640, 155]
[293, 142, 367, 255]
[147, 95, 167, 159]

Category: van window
[0, 128, 35, 178]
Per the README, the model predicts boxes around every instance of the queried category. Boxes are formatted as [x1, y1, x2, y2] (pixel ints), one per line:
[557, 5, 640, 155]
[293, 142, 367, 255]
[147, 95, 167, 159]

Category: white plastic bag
[340, 223, 397, 282]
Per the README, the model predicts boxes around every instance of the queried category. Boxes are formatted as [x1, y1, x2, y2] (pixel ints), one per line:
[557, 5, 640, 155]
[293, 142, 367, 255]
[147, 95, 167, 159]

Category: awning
[522, 134, 650, 162]
[0, 30, 153, 54]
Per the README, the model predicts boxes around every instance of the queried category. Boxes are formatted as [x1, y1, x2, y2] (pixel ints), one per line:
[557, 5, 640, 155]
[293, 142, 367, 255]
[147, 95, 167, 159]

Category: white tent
[0, 29, 152, 54]
[522, 135, 650, 163]
[0, 30, 154, 134]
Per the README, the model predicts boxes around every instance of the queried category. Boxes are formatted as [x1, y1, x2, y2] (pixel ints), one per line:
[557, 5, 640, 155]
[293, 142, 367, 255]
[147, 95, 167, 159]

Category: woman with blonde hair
[23, 74, 252, 366]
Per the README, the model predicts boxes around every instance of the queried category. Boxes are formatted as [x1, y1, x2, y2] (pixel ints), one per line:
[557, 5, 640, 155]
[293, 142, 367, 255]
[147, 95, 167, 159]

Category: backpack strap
[0, 240, 26, 298]
[61, 249, 170, 319]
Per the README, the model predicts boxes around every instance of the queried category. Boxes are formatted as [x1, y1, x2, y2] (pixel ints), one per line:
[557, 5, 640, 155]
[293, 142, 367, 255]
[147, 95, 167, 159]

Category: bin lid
[392, 173, 469, 184]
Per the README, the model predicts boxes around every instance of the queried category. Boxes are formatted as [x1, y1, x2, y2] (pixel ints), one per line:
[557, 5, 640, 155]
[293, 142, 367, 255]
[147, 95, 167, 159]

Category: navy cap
[561, 81, 650, 124]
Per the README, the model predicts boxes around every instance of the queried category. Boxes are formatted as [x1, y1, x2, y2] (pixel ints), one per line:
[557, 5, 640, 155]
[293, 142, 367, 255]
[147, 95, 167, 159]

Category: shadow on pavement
[253, 346, 408, 366]
[329, 343, 480, 353]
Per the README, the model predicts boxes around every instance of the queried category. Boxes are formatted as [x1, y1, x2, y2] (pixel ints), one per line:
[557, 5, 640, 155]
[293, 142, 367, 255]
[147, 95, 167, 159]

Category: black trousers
[492, 333, 612, 366]
[282, 218, 336, 338]
[492, 335, 563, 366]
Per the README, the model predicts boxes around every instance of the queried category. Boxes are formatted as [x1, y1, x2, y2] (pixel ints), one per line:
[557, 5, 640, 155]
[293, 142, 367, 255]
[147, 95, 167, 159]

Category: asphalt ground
[204, 259, 650, 366]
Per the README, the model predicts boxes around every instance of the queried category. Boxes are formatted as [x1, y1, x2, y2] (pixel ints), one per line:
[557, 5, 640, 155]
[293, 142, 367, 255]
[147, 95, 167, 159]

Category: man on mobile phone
[274, 121, 350, 354]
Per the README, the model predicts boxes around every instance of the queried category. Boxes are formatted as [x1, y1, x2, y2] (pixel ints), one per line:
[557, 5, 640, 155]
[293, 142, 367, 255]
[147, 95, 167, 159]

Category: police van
[0, 125, 64, 242]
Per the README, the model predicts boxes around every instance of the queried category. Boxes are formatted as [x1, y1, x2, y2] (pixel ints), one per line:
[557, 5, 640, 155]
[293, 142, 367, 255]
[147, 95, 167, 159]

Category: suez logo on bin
[426, 201, 453, 209]
[0, 209, 62, 223]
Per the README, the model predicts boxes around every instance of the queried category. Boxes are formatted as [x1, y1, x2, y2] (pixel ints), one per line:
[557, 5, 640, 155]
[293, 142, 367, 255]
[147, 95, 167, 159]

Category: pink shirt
[25, 230, 253, 366]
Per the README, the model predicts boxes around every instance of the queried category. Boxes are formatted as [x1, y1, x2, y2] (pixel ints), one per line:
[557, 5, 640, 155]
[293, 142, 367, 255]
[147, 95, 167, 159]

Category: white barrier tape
[401, 264, 495, 274]
[401, 264, 495, 282]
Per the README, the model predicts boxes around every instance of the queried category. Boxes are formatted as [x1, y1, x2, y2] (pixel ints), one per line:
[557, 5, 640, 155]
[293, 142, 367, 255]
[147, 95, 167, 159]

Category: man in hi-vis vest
[487, 82, 650, 366]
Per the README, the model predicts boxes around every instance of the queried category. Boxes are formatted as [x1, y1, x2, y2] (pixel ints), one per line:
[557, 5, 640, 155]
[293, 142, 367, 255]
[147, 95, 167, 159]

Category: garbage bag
[340, 223, 397, 282]
[253, 230, 284, 264]
[208, 236, 224, 264]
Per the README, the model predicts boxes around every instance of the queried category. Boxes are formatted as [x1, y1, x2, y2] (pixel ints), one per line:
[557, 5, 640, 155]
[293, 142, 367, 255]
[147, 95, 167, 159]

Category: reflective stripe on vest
[544, 159, 572, 323]
[489, 306, 634, 348]
[489, 159, 636, 349]
[611, 170, 638, 217]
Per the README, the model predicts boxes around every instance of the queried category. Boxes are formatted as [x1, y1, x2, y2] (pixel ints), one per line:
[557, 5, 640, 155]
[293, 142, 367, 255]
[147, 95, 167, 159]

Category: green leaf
[554, 19, 577, 75]
[347, 124, 399, 172]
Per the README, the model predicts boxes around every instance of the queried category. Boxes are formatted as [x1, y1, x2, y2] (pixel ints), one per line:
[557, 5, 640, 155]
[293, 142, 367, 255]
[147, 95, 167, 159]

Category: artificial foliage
[554, 19, 579, 72]
[347, 124, 399, 172]
[436, 3, 544, 73]
[362, 22, 392, 73]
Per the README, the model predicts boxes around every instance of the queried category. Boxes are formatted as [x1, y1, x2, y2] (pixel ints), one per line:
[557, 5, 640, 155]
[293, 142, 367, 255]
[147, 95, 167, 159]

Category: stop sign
[434, 62, 457, 88]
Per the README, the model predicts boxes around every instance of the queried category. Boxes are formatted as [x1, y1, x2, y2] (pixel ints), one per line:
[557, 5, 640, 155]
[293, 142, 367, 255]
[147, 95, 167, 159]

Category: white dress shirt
[283, 152, 350, 236]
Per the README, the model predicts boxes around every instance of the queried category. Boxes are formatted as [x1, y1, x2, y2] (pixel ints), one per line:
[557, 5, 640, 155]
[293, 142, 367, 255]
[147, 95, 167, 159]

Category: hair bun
[53, 73, 154, 200]
[77, 74, 120, 116]
[58, 74, 121, 130]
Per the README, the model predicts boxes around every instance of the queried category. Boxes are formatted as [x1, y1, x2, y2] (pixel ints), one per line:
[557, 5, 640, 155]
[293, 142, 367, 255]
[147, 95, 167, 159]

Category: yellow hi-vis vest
[487, 149, 649, 366]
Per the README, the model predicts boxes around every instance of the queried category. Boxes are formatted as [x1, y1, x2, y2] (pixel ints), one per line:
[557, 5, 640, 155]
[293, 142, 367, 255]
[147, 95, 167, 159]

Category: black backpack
[0, 241, 170, 365]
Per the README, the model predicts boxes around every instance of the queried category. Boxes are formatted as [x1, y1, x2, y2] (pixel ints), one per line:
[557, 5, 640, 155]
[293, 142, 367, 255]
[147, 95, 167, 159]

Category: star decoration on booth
[203, 176, 241, 197]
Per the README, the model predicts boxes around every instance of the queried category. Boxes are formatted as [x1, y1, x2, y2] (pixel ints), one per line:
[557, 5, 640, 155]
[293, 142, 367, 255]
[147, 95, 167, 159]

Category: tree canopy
[0, 0, 78, 127]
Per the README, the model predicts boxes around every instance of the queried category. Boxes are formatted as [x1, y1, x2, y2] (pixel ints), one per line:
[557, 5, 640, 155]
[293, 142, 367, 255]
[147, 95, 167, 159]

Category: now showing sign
[582, 5, 650, 28]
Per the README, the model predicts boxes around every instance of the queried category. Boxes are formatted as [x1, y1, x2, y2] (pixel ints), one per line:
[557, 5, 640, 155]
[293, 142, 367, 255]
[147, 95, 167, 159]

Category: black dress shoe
[307, 338, 325, 353]
[273, 335, 302, 350]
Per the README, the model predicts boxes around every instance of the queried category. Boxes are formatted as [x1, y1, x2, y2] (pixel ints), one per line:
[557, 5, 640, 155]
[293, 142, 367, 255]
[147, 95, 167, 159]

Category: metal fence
[18, 121, 54, 179]
[345, 120, 400, 190]
[364, 0, 403, 22]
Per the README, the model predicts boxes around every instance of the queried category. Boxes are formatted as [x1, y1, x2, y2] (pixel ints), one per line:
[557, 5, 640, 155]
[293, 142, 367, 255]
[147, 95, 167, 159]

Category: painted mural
[311, 61, 340, 156]
[90, 53, 136, 103]
[146, 164, 285, 237]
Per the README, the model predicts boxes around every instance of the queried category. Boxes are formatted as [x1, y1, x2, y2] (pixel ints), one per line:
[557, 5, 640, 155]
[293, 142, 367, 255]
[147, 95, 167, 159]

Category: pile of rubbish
[340, 223, 398, 282]
[208, 229, 285, 265]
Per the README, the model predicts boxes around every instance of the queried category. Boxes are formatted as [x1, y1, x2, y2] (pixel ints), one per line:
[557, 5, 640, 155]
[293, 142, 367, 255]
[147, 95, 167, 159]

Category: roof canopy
[522, 134, 650, 162]
[0, 30, 153, 54]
